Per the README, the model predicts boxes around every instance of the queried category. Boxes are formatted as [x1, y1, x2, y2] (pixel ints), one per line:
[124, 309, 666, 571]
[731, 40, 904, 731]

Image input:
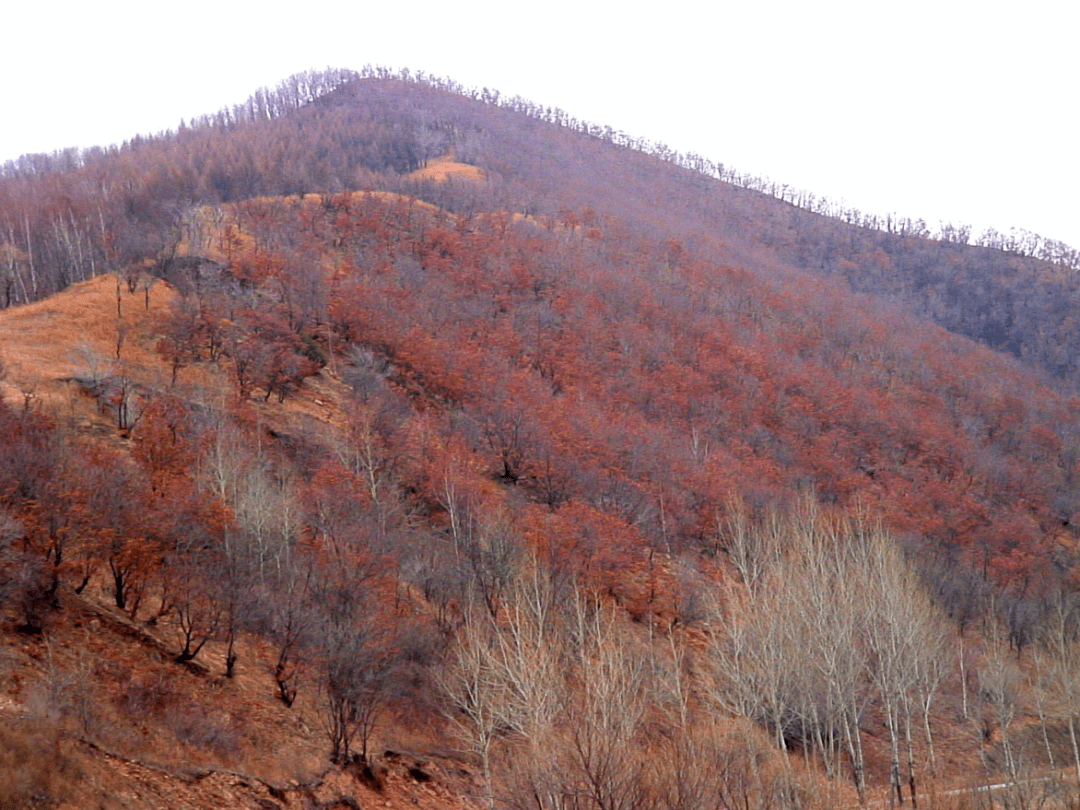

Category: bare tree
[860, 523, 950, 808]
[255, 563, 316, 707]
[438, 557, 565, 807]
[708, 500, 952, 804]
[717, 495, 776, 592]
[234, 463, 300, 583]
[977, 613, 1022, 788]
[562, 590, 652, 810]
[1037, 589, 1080, 799]
[320, 608, 394, 765]
[172, 559, 222, 664]
[709, 501, 865, 790]
[0, 509, 52, 634]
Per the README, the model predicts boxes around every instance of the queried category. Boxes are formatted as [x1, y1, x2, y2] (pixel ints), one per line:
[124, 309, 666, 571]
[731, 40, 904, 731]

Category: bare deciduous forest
[3, 68, 1080, 809]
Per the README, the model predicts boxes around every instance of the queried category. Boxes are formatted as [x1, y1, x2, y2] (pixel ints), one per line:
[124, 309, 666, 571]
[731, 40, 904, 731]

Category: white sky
[3, 0, 1076, 248]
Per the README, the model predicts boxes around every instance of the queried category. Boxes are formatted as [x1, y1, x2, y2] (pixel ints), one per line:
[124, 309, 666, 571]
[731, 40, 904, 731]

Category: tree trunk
[903, 705, 917, 810]
[843, 711, 867, 804]
[886, 705, 903, 807]
[1069, 714, 1080, 803]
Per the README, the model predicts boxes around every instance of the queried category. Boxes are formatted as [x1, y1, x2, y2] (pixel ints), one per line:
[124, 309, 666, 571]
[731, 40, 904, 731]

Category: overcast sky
[4, 0, 1076, 248]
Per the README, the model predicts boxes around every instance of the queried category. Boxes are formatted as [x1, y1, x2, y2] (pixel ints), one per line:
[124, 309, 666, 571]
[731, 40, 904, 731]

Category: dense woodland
[4, 69, 1080, 809]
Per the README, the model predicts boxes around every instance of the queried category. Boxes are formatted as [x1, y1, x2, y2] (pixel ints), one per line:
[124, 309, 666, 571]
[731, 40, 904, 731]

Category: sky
[3, 0, 1076, 249]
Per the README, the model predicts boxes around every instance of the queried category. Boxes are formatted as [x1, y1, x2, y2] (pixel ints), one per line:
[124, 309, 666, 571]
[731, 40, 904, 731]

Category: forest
[3, 68, 1080, 809]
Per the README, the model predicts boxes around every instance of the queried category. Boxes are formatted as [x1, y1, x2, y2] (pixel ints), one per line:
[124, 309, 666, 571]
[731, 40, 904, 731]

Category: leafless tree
[859, 522, 950, 808]
[254, 563, 316, 707]
[1036, 589, 1080, 800]
[438, 557, 565, 807]
[172, 560, 222, 664]
[708, 500, 953, 804]
[233, 463, 300, 583]
[319, 599, 394, 765]
[977, 612, 1022, 788]
[562, 590, 652, 810]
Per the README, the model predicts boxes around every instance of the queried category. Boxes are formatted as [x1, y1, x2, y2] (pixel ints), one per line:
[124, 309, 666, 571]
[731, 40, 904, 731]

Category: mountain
[5, 69, 1080, 383]
[2, 68, 1080, 808]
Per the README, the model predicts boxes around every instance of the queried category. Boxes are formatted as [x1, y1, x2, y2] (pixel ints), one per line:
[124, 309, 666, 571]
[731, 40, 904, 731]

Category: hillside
[164, 188, 1079, 588]
[0, 580, 482, 810]
[5, 70, 1079, 382]
[3, 70, 1080, 809]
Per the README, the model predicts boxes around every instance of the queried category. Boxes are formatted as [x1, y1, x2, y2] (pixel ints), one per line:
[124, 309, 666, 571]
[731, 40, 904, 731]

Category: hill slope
[3, 70, 1080, 809]
[4, 70, 1080, 383]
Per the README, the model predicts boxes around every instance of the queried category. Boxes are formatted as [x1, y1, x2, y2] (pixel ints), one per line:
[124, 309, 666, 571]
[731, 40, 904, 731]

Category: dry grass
[0, 273, 178, 416]
[0, 269, 356, 449]
[407, 156, 485, 184]
[0, 717, 76, 810]
[0, 584, 485, 810]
